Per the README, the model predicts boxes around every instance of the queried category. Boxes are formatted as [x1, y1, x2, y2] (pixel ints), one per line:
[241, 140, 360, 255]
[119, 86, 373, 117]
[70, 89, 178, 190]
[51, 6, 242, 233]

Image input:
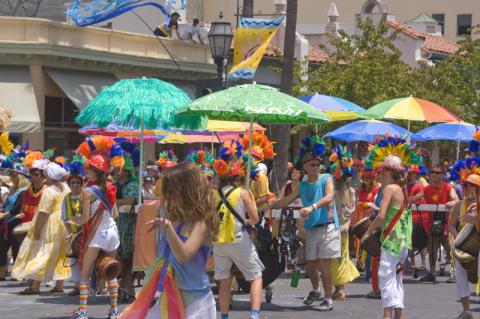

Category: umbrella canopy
[176, 83, 330, 124]
[75, 77, 193, 129]
[299, 94, 365, 121]
[360, 96, 460, 123]
[324, 120, 411, 143]
[411, 122, 477, 142]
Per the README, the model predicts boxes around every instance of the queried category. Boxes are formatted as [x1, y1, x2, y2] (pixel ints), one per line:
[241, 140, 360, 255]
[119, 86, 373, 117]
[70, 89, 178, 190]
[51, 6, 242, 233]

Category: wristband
[312, 203, 317, 210]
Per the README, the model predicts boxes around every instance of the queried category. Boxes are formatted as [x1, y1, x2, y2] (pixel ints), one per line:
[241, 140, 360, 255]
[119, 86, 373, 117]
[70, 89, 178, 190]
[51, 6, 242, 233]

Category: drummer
[449, 171, 480, 319]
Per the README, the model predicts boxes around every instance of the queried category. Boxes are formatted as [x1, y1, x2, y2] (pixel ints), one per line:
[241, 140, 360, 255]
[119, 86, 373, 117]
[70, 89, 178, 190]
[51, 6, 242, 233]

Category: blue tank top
[157, 224, 211, 305]
[300, 174, 339, 229]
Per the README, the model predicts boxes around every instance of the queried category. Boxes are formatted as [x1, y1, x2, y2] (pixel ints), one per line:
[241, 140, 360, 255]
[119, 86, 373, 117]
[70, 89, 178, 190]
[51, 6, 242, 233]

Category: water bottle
[290, 268, 300, 288]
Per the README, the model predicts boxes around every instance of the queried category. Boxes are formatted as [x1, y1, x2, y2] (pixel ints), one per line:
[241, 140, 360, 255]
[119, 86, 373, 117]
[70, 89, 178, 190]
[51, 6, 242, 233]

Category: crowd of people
[0, 129, 479, 319]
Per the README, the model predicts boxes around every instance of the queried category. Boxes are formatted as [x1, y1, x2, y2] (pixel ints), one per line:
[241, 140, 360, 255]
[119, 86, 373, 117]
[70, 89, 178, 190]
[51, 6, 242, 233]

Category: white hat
[46, 162, 68, 181]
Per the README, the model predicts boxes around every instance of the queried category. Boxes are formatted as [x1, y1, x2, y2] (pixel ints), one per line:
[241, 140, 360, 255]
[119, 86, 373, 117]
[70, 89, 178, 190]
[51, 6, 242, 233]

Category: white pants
[455, 254, 480, 300]
[145, 291, 216, 319]
[378, 248, 408, 309]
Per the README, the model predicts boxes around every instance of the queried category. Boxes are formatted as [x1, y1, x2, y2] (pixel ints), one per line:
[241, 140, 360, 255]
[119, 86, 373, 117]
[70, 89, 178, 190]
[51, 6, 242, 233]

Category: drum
[66, 232, 82, 258]
[96, 252, 122, 281]
[360, 228, 381, 257]
[452, 248, 478, 284]
[351, 217, 372, 240]
[454, 223, 480, 257]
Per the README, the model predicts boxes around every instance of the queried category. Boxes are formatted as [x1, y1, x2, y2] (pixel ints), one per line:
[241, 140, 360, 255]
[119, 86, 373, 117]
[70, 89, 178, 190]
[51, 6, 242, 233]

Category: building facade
[202, 0, 478, 42]
[0, 16, 215, 155]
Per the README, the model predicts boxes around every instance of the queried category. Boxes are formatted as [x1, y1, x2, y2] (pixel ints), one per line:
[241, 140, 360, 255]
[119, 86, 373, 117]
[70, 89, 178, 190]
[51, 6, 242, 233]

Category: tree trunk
[271, 0, 297, 193]
[242, 0, 254, 18]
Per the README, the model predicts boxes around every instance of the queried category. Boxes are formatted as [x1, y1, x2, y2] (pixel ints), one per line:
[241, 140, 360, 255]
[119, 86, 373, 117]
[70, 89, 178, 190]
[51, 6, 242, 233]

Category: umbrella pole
[211, 131, 214, 154]
[246, 118, 253, 188]
[456, 141, 460, 160]
[138, 116, 144, 205]
[407, 120, 411, 132]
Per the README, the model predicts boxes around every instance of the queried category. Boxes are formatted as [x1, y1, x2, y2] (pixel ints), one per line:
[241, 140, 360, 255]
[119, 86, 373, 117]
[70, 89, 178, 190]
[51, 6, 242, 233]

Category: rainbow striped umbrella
[361, 96, 460, 129]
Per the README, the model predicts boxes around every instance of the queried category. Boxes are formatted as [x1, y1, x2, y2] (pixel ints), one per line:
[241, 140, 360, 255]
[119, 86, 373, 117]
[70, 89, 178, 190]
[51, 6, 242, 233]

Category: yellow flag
[228, 16, 284, 80]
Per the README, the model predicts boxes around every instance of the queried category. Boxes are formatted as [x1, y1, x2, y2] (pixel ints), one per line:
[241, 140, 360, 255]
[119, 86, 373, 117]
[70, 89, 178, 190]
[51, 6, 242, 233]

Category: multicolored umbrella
[299, 94, 365, 121]
[324, 120, 410, 143]
[361, 96, 460, 129]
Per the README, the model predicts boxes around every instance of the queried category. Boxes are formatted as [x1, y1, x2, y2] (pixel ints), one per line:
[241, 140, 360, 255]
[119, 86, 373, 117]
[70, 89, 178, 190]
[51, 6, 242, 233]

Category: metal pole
[138, 115, 144, 205]
[246, 118, 254, 188]
[456, 140, 460, 160]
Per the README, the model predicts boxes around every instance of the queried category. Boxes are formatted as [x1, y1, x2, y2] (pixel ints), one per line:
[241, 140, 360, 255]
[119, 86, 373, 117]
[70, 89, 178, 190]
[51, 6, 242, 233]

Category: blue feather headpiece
[294, 135, 326, 166]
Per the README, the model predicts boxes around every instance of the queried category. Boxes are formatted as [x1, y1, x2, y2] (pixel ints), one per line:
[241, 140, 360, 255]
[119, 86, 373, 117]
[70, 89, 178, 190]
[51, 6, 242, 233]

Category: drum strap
[383, 194, 406, 240]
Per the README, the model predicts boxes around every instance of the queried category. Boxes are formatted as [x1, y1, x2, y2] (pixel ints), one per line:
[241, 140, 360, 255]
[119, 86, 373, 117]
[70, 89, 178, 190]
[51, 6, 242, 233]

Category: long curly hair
[160, 162, 219, 241]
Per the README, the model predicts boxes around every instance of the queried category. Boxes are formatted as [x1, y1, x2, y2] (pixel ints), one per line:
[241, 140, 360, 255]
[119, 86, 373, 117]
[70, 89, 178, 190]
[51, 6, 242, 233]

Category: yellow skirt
[331, 233, 360, 285]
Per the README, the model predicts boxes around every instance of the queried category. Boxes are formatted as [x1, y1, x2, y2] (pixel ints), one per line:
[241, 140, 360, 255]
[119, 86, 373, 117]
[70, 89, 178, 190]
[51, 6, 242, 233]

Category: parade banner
[228, 16, 285, 80]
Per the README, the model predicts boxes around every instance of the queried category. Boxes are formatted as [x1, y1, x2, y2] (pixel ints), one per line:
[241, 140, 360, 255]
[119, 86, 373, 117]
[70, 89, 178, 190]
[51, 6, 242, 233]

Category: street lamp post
[208, 15, 233, 87]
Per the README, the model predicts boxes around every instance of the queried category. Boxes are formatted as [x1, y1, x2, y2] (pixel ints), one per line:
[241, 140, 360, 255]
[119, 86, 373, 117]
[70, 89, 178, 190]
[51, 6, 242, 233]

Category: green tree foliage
[294, 19, 480, 132]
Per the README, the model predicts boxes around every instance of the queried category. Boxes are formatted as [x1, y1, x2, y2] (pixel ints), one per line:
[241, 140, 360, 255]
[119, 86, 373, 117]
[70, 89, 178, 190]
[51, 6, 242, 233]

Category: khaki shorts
[305, 223, 341, 261]
[213, 231, 265, 281]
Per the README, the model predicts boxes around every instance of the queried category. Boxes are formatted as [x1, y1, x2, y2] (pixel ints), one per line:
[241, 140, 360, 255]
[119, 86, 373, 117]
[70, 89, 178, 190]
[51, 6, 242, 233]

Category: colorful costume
[12, 185, 71, 281]
[329, 146, 360, 286]
[365, 136, 420, 311]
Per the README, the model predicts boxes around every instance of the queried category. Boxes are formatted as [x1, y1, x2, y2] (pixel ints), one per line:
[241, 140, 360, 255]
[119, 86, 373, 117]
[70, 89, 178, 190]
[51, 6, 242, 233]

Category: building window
[457, 14, 472, 35]
[432, 13, 445, 34]
[45, 96, 78, 128]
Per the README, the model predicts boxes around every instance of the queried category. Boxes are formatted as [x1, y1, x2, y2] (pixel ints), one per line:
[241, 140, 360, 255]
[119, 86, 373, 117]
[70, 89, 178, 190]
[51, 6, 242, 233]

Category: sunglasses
[431, 171, 443, 175]
[69, 181, 82, 185]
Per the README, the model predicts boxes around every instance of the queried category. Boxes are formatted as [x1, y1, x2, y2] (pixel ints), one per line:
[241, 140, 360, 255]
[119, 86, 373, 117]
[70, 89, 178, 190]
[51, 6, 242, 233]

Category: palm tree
[272, 0, 297, 192]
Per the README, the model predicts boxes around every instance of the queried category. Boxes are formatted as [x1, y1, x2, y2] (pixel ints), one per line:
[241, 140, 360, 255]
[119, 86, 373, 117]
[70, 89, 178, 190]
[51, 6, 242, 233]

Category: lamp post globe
[208, 19, 233, 80]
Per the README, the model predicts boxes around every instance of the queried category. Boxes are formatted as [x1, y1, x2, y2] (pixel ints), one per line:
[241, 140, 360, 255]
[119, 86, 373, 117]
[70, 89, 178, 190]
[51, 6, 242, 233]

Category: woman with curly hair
[120, 162, 219, 319]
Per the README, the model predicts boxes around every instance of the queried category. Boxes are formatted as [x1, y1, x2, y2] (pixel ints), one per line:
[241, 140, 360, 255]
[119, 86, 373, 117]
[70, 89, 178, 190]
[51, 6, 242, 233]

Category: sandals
[49, 287, 64, 293]
[19, 287, 40, 295]
[68, 288, 80, 296]
[332, 290, 346, 301]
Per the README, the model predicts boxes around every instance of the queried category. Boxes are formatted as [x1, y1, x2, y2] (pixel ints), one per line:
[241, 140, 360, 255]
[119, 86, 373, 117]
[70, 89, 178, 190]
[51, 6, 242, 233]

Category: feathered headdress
[69, 154, 86, 177]
[468, 130, 480, 153]
[23, 151, 44, 169]
[329, 145, 354, 179]
[187, 150, 215, 177]
[241, 131, 275, 162]
[76, 136, 125, 169]
[157, 150, 177, 169]
[294, 135, 327, 166]
[365, 136, 422, 171]
[1, 152, 29, 175]
[214, 140, 258, 180]
[450, 157, 480, 182]
[0, 132, 14, 156]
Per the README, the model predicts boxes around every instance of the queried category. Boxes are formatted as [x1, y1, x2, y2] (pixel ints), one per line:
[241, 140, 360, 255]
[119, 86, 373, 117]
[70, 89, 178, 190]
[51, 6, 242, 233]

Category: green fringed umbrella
[176, 83, 331, 185]
[76, 77, 200, 203]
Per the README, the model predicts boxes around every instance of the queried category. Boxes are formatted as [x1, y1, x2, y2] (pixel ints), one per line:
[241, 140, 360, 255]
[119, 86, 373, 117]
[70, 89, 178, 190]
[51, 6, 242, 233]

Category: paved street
[0, 269, 479, 319]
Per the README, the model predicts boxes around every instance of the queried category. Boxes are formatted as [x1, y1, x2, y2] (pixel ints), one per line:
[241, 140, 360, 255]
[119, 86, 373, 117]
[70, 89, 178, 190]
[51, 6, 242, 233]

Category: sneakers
[447, 277, 456, 283]
[456, 310, 473, 319]
[420, 273, 436, 282]
[105, 308, 119, 319]
[70, 310, 88, 319]
[303, 290, 322, 306]
[316, 299, 333, 311]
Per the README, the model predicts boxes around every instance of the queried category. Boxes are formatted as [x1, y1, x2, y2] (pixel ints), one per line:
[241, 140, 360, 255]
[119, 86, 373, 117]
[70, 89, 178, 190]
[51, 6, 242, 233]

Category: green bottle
[290, 268, 300, 288]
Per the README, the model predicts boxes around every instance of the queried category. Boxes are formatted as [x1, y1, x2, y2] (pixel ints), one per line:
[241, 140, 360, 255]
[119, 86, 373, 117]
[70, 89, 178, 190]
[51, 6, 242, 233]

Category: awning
[46, 68, 117, 109]
[0, 66, 40, 132]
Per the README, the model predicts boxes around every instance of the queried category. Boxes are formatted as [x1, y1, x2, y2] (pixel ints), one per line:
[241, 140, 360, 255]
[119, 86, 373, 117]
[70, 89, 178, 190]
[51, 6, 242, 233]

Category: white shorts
[213, 231, 264, 281]
[146, 291, 216, 319]
[455, 252, 480, 300]
[378, 248, 408, 309]
[305, 223, 341, 261]
[89, 224, 120, 252]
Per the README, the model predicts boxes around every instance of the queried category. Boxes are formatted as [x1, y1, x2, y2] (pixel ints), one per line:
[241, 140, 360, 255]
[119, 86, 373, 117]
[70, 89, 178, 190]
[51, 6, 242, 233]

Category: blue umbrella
[299, 93, 365, 121]
[411, 122, 476, 159]
[411, 122, 476, 142]
[324, 120, 410, 143]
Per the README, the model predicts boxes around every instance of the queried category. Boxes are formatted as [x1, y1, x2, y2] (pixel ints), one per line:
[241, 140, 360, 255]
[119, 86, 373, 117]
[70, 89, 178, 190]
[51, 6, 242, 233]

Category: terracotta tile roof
[420, 33, 459, 54]
[261, 45, 329, 63]
[386, 20, 458, 54]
